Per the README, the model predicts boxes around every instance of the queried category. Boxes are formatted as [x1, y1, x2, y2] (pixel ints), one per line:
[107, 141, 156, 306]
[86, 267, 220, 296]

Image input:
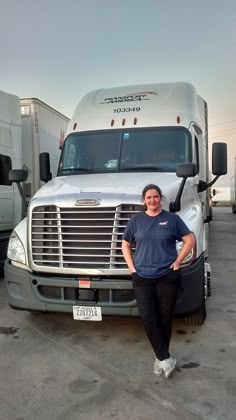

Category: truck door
[0, 125, 14, 230]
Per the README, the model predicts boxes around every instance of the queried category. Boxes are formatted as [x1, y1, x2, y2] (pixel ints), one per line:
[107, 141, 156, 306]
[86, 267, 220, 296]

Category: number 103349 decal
[73, 306, 102, 321]
[113, 107, 141, 113]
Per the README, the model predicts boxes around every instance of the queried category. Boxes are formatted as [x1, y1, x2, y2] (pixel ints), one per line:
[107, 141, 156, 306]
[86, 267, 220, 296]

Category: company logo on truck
[100, 92, 158, 104]
[74, 199, 101, 206]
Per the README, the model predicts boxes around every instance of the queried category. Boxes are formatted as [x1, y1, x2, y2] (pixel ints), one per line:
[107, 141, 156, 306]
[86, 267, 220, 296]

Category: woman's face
[143, 189, 162, 212]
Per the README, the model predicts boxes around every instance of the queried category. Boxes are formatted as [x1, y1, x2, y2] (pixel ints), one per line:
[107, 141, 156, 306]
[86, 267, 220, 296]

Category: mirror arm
[198, 175, 220, 192]
[169, 178, 187, 213]
[16, 182, 28, 213]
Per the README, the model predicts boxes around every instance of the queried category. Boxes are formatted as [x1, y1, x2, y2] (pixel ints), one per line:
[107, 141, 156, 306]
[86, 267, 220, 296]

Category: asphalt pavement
[0, 207, 236, 420]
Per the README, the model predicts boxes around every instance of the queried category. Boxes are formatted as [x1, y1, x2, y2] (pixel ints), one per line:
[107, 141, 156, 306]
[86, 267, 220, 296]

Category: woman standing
[122, 184, 195, 378]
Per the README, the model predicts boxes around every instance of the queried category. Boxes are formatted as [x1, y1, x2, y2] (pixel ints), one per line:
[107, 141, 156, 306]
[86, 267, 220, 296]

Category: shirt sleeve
[123, 217, 135, 243]
[175, 214, 191, 240]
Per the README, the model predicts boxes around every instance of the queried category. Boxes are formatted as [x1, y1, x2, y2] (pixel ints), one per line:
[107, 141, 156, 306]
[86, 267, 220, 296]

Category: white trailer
[0, 94, 69, 272]
[2, 82, 227, 324]
[20, 98, 69, 202]
[212, 186, 231, 205]
[0, 90, 22, 271]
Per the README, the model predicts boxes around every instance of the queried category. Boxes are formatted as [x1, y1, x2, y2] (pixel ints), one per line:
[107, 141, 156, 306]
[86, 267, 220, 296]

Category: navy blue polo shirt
[123, 210, 191, 278]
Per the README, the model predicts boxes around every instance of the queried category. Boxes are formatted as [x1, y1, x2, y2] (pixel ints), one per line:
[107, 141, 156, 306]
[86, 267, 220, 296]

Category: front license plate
[73, 306, 102, 321]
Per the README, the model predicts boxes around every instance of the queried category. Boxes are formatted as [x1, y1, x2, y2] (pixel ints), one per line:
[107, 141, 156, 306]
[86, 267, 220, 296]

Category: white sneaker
[154, 358, 162, 376]
[160, 357, 176, 379]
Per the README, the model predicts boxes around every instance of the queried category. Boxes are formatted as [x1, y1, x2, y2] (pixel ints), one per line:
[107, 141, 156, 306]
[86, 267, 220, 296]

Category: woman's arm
[170, 233, 195, 270]
[122, 240, 136, 273]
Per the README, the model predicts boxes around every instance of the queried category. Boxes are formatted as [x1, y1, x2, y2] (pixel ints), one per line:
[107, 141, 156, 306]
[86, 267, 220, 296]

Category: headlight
[7, 231, 26, 265]
[176, 240, 195, 264]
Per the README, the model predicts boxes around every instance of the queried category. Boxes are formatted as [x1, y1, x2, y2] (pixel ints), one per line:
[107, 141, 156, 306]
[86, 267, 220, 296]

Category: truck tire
[184, 299, 206, 325]
[232, 204, 236, 214]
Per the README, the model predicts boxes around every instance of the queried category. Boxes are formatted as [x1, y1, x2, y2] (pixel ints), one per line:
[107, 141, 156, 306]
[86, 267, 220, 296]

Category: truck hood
[31, 172, 183, 208]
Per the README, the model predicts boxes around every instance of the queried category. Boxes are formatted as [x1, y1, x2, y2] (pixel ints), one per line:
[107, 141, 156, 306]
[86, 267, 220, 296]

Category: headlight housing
[176, 240, 195, 264]
[7, 231, 26, 265]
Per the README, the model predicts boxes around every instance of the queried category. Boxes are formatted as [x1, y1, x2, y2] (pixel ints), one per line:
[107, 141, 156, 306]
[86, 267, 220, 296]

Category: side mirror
[176, 163, 197, 178]
[9, 169, 28, 183]
[170, 163, 197, 213]
[8, 169, 28, 211]
[0, 154, 12, 186]
[212, 142, 227, 176]
[198, 142, 227, 193]
[40, 152, 52, 183]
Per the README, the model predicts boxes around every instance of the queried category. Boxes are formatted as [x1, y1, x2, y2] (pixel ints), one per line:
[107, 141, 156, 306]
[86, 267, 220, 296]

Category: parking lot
[0, 207, 236, 420]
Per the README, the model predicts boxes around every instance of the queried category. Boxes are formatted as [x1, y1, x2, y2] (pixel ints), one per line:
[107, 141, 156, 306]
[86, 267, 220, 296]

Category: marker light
[111, 119, 114, 127]
[73, 123, 77, 130]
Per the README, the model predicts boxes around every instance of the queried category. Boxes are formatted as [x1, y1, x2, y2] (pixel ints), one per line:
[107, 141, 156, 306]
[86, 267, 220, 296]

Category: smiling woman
[122, 183, 195, 379]
[142, 185, 162, 213]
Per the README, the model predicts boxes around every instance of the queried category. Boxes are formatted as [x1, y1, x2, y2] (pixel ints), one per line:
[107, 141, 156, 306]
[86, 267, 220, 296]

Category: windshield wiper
[60, 167, 92, 173]
[121, 166, 166, 172]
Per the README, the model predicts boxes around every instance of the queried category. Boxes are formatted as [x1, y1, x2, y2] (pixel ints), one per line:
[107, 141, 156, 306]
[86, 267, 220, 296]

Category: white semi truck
[0, 92, 69, 273]
[1, 82, 227, 324]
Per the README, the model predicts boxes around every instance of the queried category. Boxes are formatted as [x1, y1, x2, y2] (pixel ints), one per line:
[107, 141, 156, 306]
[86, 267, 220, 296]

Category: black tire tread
[184, 300, 206, 325]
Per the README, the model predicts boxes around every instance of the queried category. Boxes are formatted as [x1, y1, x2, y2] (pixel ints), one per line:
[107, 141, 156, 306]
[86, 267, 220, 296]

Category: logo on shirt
[159, 221, 168, 225]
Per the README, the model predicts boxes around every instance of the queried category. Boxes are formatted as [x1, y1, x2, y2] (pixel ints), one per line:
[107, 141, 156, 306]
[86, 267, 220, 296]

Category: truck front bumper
[4, 253, 205, 317]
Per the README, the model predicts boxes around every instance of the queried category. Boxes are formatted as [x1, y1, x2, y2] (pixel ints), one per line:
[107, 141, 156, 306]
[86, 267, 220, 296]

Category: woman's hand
[170, 261, 180, 271]
[122, 240, 136, 273]
[170, 233, 195, 270]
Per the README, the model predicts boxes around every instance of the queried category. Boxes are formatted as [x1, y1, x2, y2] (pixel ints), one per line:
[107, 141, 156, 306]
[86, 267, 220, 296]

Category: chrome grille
[31, 204, 142, 269]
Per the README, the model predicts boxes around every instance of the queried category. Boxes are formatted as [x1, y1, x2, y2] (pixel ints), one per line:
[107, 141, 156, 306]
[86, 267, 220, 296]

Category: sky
[0, 0, 236, 186]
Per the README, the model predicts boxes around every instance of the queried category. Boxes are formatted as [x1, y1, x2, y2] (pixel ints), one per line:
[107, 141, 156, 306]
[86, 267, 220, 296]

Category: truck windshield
[58, 127, 192, 175]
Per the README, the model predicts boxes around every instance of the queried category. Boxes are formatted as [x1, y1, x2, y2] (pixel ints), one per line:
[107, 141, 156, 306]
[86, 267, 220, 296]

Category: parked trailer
[0, 90, 22, 272]
[1, 82, 227, 324]
[20, 98, 69, 204]
[212, 186, 230, 206]
[0, 93, 69, 272]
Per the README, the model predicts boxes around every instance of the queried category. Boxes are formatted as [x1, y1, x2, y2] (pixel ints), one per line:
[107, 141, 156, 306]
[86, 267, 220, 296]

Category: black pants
[133, 270, 180, 361]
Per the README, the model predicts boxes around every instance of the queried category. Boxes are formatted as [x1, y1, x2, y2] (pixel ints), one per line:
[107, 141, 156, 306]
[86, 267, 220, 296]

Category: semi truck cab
[1, 82, 227, 324]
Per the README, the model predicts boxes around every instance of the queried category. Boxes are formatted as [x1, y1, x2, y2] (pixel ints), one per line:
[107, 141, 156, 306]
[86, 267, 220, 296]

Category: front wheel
[232, 204, 236, 214]
[184, 298, 206, 325]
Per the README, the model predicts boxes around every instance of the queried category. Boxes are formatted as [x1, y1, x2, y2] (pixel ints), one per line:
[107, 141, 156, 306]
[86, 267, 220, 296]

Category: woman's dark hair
[142, 184, 163, 200]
